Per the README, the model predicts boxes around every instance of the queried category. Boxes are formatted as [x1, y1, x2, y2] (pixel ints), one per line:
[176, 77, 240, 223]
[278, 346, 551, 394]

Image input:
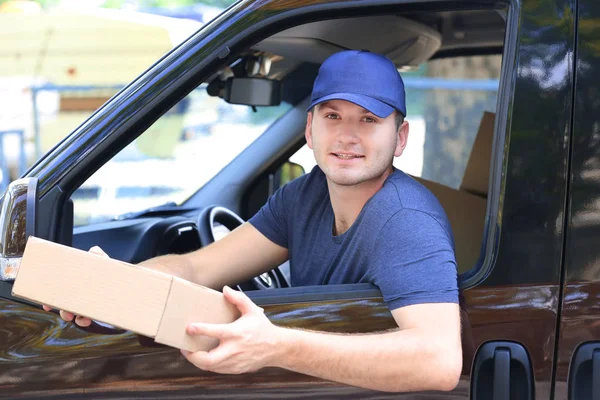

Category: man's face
[305, 100, 408, 187]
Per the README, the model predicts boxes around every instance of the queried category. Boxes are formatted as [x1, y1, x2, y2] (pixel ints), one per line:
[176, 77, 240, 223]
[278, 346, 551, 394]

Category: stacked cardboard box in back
[12, 236, 239, 352]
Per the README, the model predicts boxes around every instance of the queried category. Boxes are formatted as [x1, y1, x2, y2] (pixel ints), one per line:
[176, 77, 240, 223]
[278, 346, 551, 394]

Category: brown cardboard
[460, 111, 495, 197]
[156, 277, 240, 352]
[12, 236, 172, 337]
[413, 176, 486, 272]
[12, 236, 239, 352]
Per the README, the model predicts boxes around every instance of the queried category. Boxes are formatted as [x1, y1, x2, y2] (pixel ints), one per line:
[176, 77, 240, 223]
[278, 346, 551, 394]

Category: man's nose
[335, 121, 360, 143]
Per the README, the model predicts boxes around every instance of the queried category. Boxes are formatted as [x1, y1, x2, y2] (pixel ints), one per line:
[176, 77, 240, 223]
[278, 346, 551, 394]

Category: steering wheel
[196, 206, 286, 291]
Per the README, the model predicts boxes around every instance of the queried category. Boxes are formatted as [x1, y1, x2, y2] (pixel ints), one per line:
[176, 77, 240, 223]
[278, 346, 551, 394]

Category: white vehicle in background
[72, 158, 188, 226]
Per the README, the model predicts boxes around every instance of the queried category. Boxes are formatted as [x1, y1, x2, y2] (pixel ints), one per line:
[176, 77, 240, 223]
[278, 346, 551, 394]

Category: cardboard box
[412, 176, 486, 272]
[12, 236, 240, 352]
[460, 111, 495, 198]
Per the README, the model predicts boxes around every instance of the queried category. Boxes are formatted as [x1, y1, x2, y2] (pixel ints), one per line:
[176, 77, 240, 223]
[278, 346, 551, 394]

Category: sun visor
[252, 16, 441, 68]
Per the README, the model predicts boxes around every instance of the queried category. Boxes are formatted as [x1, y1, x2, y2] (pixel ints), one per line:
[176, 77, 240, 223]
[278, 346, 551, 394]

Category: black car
[1, 0, 599, 398]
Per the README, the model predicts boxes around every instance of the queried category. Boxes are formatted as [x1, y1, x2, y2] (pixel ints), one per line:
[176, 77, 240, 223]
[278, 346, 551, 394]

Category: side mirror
[0, 178, 38, 281]
[279, 161, 305, 187]
[269, 161, 305, 196]
[243, 161, 306, 220]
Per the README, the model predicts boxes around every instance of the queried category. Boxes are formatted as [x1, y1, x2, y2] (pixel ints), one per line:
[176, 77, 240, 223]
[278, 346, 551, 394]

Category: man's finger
[42, 305, 52, 312]
[75, 315, 92, 327]
[222, 285, 260, 315]
[181, 349, 210, 370]
[89, 246, 108, 257]
[187, 322, 232, 338]
[181, 344, 233, 371]
[59, 310, 74, 322]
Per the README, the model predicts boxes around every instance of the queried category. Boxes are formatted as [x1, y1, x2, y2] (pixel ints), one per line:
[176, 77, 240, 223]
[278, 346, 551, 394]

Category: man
[46, 50, 462, 393]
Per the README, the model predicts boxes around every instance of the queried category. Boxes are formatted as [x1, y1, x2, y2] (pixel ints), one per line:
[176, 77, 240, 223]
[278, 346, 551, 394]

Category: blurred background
[0, 0, 232, 190]
[0, 0, 502, 226]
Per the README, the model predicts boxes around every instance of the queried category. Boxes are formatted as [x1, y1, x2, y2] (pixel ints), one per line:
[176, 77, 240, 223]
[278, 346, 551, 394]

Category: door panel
[460, 0, 576, 397]
[462, 286, 561, 398]
[0, 295, 428, 399]
[0, 287, 561, 398]
[554, 0, 600, 398]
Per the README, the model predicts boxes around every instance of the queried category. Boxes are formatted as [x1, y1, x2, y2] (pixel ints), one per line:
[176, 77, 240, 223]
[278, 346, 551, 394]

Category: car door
[0, 0, 572, 398]
[552, 0, 600, 398]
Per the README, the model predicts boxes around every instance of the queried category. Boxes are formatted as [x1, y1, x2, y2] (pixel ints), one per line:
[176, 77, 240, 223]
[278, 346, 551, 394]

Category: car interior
[69, 7, 507, 292]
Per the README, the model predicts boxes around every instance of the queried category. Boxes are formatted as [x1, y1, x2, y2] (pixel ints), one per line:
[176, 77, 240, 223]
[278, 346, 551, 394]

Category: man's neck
[327, 167, 394, 236]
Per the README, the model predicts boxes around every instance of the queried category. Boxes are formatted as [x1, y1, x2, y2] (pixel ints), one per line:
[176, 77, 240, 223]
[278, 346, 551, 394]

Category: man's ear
[305, 112, 314, 149]
[394, 120, 409, 157]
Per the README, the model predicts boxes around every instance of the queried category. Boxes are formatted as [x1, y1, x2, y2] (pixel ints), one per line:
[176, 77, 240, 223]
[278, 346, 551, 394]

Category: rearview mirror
[224, 77, 282, 106]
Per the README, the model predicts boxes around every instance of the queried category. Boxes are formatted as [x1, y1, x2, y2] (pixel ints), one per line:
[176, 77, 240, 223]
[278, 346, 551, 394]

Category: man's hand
[181, 286, 280, 374]
[41, 246, 108, 327]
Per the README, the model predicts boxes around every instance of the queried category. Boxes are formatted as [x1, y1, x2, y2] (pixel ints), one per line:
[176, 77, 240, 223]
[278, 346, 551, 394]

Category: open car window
[71, 86, 291, 226]
[71, 9, 506, 283]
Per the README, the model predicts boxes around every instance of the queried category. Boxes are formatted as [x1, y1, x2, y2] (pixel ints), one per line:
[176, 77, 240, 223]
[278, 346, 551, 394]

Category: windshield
[71, 85, 291, 226]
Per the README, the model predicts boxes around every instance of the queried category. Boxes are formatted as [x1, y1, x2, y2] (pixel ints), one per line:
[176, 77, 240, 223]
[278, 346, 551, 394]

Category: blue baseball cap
[308, 50, 406, 118]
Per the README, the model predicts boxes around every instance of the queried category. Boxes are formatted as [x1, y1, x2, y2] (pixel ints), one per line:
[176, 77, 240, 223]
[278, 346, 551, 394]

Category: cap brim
[307, 93, 395, 118]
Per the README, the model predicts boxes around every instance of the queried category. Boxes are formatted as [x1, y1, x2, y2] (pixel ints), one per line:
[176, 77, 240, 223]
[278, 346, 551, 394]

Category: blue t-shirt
[248, 166, 458, 310]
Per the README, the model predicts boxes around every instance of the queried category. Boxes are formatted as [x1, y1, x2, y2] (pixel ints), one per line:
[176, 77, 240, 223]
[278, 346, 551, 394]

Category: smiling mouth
[332, 153, 364, 160]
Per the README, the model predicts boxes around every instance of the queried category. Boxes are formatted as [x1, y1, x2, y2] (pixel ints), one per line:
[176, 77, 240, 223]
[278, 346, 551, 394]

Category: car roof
[206, 9, 505, 105]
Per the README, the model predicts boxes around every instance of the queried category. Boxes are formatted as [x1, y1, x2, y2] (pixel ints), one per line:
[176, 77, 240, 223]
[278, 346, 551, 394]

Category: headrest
[460, 112, 495, 198]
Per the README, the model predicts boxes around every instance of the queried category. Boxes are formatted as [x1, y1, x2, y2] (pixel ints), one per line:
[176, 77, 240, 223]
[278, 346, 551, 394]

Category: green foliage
[0, 0, 59, 8]
[102, 0, 124, 8]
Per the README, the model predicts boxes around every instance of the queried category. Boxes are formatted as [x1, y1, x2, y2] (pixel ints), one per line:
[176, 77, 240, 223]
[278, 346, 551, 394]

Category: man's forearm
[137, 251, 239, 290]
[270, 327, 462, 393]
[138, 253, 196, 283]
[137, 223, 288, 290]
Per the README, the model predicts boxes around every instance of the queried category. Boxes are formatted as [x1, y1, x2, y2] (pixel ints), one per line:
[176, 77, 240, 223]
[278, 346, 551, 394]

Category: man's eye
[362, 117, 377, 123]
[325, 114, 339, 119]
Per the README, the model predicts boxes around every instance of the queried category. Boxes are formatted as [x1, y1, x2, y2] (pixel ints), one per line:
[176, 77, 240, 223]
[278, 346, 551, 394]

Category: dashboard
[73, 215, 202, 264]
[72, 209, 290, 290]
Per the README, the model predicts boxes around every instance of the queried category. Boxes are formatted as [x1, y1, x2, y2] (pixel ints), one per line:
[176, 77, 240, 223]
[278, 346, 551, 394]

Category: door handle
[568, 342, 600, 399]
[493, 348, 511, 400]
[471, 341, 534, 399]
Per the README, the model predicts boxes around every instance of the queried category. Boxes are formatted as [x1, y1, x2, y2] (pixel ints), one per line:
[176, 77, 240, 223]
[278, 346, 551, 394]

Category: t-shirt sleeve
[248, 182, 295, 248]
[371, 209, 459, 310]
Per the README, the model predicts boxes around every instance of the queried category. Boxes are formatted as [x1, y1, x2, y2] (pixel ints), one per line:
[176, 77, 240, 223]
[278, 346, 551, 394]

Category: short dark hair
[394, 112, 405, 130]
[308, 106, 404, 130]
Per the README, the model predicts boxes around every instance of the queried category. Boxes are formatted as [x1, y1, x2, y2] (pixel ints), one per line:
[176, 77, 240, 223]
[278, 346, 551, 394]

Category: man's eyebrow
[318, 101, 339, 111]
